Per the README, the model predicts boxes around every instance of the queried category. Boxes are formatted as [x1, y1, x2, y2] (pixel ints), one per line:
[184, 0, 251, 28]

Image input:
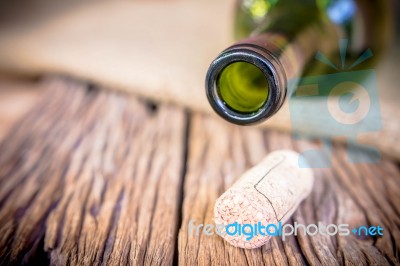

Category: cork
[214, 150, 314, 249]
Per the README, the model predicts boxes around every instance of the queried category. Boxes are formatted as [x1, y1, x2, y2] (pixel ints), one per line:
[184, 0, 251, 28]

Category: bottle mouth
[217, 61, 270, 114]
[205, 45, 287, 125]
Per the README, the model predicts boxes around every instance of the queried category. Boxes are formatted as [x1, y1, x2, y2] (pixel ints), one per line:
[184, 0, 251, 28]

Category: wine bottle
[205, 0, 391, 125]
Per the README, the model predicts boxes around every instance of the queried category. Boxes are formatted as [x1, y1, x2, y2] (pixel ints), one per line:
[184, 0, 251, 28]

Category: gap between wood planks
[0, 76, 399, 265]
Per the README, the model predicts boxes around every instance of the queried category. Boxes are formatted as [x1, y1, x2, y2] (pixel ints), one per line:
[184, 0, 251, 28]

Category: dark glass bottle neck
[206, 13, 337, 125]
[206, 37, 287, 125]
[206, 0, 390, 126]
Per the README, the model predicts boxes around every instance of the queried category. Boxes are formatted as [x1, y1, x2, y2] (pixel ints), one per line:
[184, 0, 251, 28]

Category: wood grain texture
[178, 115, 400, 265]
[0, 78, 187, 265]
[0, 76, 42, 141]
[0, 77, 399, 265]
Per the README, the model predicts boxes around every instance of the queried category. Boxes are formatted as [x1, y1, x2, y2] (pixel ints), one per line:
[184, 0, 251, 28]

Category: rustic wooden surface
[0, 77, 399, 265]
[0, 76, 41, 140]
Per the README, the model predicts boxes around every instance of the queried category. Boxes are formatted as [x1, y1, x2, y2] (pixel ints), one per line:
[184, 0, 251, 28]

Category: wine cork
[214, 150, 314, 249]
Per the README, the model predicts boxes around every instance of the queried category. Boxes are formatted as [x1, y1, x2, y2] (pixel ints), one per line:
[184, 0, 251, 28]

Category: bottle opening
[217, 61, 269, 114]
[205, 46, 286, 125]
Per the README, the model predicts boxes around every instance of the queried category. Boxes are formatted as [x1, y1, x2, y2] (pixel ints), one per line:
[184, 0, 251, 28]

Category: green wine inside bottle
[205, 0, 390, 125]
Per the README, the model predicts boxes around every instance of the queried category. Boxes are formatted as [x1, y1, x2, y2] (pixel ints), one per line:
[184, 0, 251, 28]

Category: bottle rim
[205, 45, 287, 125]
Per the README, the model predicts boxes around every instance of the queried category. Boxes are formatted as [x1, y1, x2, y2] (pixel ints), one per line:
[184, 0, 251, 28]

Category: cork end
[214, 189, 275, 249]
[214, 150, 314, 249]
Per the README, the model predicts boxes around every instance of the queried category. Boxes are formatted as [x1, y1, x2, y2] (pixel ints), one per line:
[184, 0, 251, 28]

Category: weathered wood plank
[0, 77, 399, 265]
[0, 78, 186, 265]
[178, 114, 400, 265]
[0, 76, 41, 141]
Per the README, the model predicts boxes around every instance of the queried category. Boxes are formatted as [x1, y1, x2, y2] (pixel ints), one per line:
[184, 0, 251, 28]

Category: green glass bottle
[205, 0, 391, 125]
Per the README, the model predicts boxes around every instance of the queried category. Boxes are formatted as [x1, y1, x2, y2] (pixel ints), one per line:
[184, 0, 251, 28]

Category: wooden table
[0, 77, 399, 265]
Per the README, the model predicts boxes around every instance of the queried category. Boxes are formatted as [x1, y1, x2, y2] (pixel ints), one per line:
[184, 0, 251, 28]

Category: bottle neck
[206, 0, 390, 126]
[206, 14, 337, 125]
[206, 37, 287, 125]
